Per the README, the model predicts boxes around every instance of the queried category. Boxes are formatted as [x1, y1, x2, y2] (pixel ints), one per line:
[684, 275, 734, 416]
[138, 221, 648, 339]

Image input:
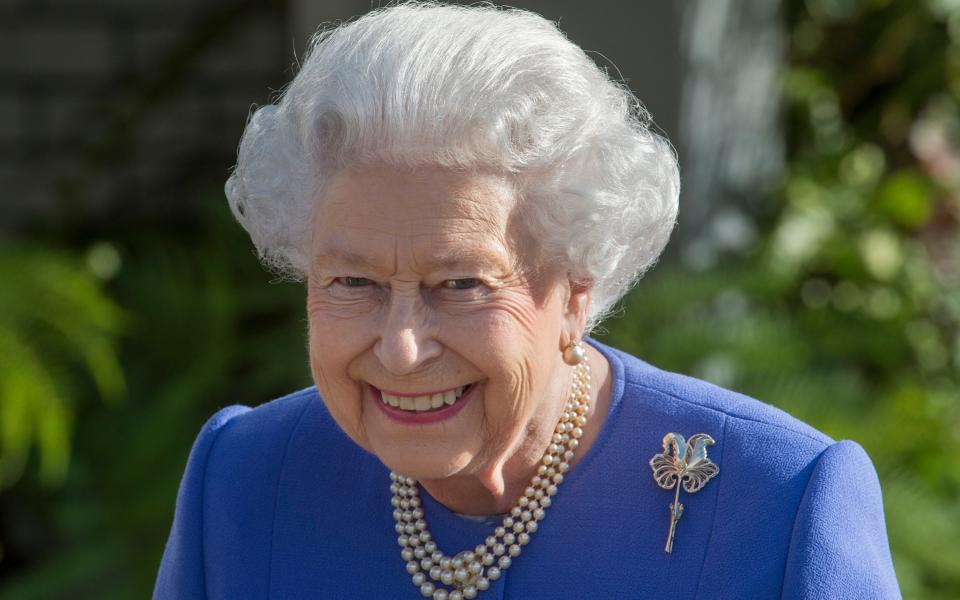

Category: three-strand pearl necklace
[390, 360, 592, 599]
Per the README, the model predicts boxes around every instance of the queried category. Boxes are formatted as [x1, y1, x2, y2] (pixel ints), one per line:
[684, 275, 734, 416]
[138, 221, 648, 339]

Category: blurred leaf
[873, 170, 936, 229]
[0, 249, 124, 490]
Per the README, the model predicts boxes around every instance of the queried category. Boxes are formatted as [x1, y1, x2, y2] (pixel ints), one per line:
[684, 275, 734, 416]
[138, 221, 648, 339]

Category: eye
[336, 276, 375, 287]
[442, 278, 481, 290]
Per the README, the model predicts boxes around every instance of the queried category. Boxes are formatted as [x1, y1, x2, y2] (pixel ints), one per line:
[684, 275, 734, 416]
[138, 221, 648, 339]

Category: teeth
[380, 384, 471, 412]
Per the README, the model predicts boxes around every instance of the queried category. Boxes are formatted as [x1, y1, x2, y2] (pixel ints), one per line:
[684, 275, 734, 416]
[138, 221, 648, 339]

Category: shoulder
[592, 339, 834, 466]
[195, 386, 350, 483]
[590, 340, 842, 524]
[591, 340, 830, 540]
[199, 386, 318, 451]
[596, 339, 839, 508]
[157, 388, 377, 597]
[603, 341, 832, 444]
[590, 341, 899, 596]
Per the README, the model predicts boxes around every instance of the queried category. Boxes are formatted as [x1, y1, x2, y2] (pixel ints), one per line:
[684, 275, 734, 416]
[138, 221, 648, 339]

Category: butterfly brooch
[649, 432, 719, 553]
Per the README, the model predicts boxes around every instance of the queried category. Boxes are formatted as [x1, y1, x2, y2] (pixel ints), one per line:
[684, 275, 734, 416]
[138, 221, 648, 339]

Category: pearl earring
[562, 339, 587, 365]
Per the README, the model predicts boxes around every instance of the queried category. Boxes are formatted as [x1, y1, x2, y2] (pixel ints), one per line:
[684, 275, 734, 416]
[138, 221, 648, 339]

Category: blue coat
[154, 340, 901, 598]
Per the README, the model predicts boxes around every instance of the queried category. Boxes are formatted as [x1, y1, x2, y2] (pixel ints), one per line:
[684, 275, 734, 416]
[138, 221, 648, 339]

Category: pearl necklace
[390, 361, 592, 600]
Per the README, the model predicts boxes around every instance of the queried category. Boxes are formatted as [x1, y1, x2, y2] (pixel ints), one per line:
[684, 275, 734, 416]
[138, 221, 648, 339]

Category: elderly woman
[154, 3, 900, 599]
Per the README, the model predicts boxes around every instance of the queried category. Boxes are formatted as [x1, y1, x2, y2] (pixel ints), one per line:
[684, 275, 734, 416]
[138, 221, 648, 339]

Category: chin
[375, 443, 476, 480]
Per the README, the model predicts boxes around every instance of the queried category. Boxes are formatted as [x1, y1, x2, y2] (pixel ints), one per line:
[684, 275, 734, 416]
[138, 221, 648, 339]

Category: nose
[373, 292, 442, 376]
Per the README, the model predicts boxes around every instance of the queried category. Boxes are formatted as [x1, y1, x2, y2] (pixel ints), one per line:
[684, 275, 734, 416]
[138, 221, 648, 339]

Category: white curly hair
[224, 1, 680, 331]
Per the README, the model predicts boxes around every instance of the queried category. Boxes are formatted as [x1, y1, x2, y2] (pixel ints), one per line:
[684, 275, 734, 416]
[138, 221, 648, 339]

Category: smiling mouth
[378, 383, 474, 412]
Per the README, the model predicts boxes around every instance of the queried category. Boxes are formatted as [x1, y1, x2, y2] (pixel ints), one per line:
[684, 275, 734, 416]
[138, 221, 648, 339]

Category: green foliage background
[607, 1, 960, 595]
[1, 0, 959, 598]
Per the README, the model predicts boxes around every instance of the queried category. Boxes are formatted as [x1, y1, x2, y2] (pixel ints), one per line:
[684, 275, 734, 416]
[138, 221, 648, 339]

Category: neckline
[453, 511, 508, 527]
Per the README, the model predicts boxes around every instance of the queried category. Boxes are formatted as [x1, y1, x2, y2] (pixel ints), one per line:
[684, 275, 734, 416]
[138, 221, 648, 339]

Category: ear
[559, 278, 592, 351]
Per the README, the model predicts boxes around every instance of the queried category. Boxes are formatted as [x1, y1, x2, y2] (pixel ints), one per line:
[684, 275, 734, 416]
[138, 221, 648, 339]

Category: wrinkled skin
[306, 164, 611, 514]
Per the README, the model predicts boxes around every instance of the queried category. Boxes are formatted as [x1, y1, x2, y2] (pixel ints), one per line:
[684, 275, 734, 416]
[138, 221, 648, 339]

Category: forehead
[311, 165, 518, 268]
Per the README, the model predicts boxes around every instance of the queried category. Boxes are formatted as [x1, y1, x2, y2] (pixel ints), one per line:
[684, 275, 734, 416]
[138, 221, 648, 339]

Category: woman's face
[306, 164, 582, 483]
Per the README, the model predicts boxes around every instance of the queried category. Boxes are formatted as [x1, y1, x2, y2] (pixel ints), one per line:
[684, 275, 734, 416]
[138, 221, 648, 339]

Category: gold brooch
[649, 433, 719, 553]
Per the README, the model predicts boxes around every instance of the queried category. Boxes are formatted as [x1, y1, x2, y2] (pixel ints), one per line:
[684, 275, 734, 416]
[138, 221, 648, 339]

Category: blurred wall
[0, 0, 684, 242]
[291, 1, 683, 140]
[0, 0, 289, 233]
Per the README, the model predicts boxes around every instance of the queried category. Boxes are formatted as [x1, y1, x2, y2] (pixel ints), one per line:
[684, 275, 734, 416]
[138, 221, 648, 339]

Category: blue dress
[153, 340, 901, 598]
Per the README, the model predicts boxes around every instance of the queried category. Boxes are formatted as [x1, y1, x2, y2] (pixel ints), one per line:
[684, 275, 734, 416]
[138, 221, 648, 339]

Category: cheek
[306, 286, 376, 439]
[456, 288, 564, 418]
